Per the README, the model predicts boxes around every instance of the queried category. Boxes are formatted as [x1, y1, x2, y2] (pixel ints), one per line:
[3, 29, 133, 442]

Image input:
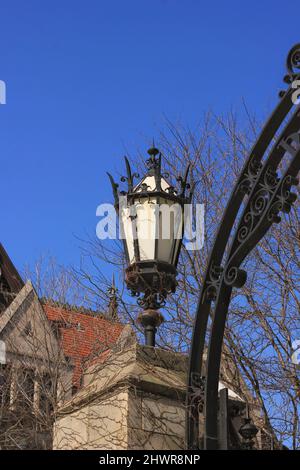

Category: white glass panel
[135, 176, 156, 192]
[135, 197, 157, 261]
[172, 201, 183, 265]
[157, 198, 173, 263]
[120, 206, 135, 264]
[157, 233, 173, 263]
[160, 177, 172, 192]
[157, 198, 182, 263]
[134, 176, 173, 193]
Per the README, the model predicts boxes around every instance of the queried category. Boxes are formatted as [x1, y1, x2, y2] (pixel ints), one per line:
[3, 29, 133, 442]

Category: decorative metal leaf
[106, 172, 119, 205]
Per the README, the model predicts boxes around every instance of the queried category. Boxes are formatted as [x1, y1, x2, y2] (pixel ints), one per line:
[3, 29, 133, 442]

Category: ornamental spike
[180, 163, 191, 197]
[124, 156, 133, 192]
[188, 180, 198, 203]
[106, 172, 119, 206]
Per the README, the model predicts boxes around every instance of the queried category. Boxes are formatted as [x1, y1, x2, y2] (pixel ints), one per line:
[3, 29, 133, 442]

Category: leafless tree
[60, 111, 300, 449]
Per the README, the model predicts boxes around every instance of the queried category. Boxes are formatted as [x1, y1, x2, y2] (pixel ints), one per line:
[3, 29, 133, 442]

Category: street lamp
[108, 146, 193, 347]
[238, 407, 259, 450]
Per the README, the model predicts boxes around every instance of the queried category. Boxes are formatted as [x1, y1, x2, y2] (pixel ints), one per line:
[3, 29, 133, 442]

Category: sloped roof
[43, 304, 124, 387]
[0, 244, 24, 293]
[0, 281, 34, 335]
[0, 282, 69, 371]
[0, 244, 24, 312]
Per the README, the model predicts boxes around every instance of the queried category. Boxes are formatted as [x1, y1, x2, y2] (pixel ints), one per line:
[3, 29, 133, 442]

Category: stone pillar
[53, 330, 263, 450]
[53, 338, 187, 450]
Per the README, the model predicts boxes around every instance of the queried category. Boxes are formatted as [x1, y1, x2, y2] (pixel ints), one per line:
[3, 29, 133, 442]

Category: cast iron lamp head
[107, 146, 193, 347]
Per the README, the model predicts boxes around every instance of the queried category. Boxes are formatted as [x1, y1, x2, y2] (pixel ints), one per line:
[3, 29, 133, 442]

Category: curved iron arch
[187, 44, 300, 450]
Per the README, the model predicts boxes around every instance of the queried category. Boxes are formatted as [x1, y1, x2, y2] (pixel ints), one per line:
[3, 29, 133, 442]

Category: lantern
[107, 146, 193, 346]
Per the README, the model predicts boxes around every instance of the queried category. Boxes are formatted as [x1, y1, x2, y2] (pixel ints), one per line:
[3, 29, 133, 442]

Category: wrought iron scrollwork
[121, 156, 140, 192]
[126, 263, 177, 310]
[177, 164, 191, 197]
[187, 44, 300, 450]
[189, 373, 205, 413]
[280, 43, 300, 96]
[106, 172, 119, 206]
[224, 266, 247, 288]
[267, 174, 298, 223]
[237, 166, 279, 243]
[203, 263, 224, 303]
[237, 156, 263, 195]
[286, 43, 300, 77]
[187, 373, 206, 449]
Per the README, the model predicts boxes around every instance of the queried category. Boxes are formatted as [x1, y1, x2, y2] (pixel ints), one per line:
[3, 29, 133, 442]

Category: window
[17, 368, 35, 411]
[39, 373, 55, 417]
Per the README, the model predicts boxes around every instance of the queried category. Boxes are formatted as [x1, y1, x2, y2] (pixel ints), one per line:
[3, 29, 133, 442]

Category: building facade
[0, 243, 273, 450]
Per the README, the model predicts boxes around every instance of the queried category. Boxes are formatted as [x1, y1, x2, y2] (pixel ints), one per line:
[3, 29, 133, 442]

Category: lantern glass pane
[157, 197, 183, 264]
[135, 196, 157, 261]
[172, 204, 183, 265]
[134, 175, 173, 193]
[157, 197, 174, 263]
[120, 206, 135, 264]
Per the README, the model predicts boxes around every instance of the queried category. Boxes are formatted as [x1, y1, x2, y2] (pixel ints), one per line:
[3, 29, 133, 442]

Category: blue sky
[1, 0, 299, 273]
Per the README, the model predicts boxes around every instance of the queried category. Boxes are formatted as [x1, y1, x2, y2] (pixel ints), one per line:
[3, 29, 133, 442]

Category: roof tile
[43, 304, 124, 387]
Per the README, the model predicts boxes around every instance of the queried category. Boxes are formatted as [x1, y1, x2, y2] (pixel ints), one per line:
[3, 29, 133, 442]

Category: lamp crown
[147, 146, 160, 157]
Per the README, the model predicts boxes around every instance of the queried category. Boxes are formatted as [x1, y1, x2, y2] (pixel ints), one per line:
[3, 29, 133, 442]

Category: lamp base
[125, 261, 177, 309]
[137, 309, 164, 347]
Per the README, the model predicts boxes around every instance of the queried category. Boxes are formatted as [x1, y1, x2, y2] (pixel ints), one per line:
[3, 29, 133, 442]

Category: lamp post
[108, 146, 193, 347]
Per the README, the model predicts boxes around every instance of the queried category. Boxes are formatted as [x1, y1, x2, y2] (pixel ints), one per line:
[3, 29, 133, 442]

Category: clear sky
[1, 0, 299, 273]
